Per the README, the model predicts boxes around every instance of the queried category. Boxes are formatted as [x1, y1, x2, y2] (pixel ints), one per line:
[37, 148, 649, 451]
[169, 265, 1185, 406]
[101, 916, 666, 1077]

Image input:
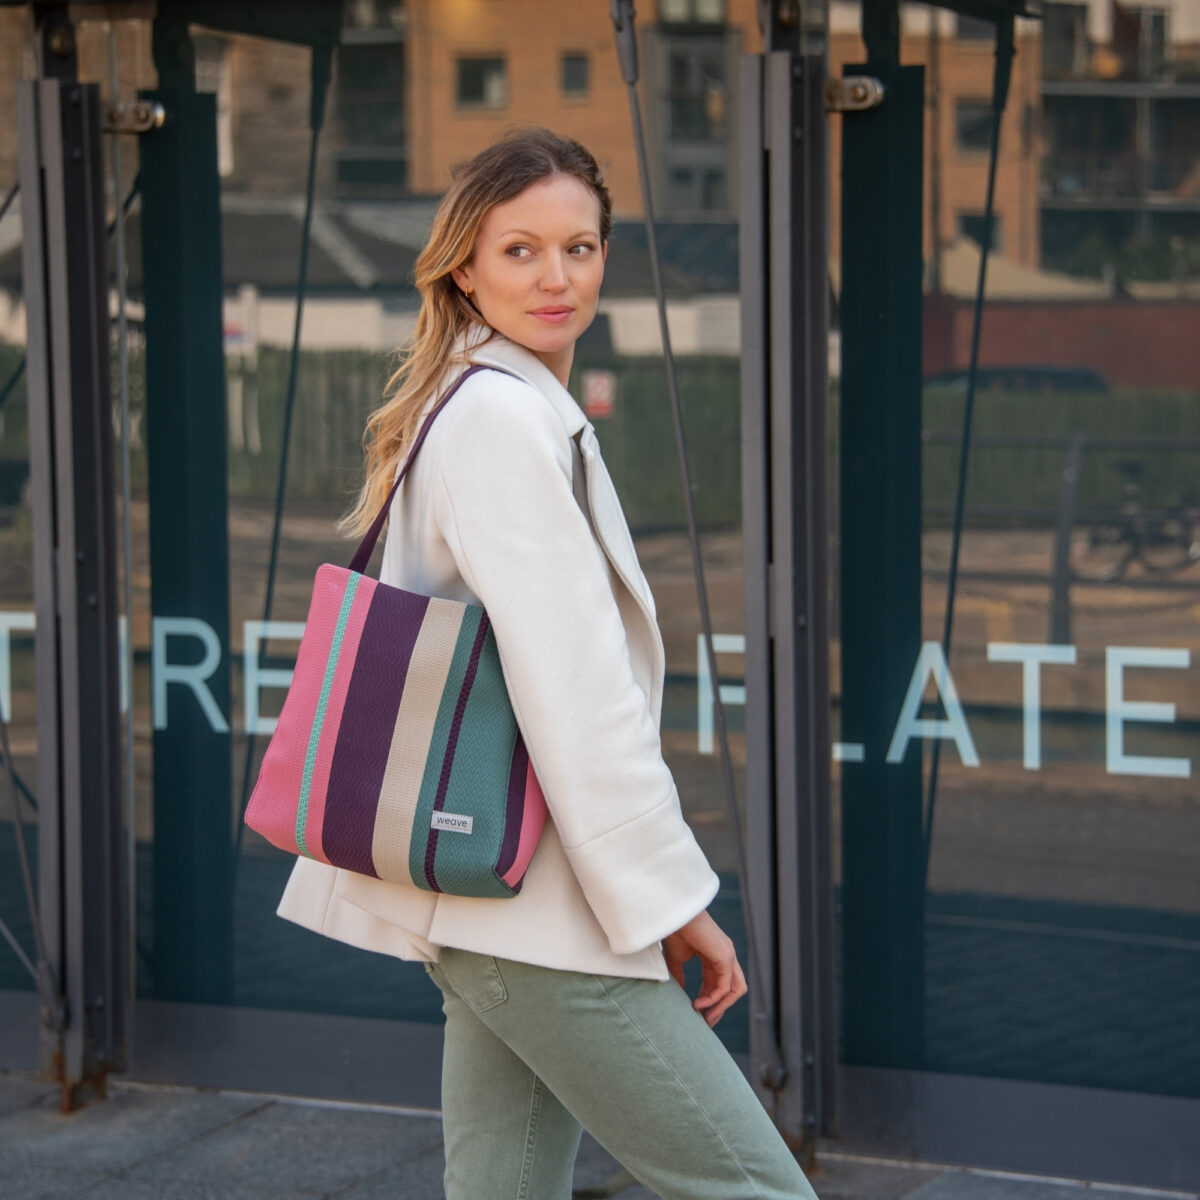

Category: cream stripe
[370, 599, 467, 884]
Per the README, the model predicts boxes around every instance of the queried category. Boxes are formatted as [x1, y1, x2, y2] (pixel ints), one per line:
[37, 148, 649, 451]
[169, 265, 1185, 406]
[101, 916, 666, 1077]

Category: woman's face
[452, 174, 607, 386]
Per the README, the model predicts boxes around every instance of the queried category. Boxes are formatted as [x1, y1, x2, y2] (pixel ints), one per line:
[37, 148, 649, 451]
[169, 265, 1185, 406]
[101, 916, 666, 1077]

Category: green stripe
[296, 573, 361, 857]
[408, 606, 484, 886]
[428, 625, 519, 897]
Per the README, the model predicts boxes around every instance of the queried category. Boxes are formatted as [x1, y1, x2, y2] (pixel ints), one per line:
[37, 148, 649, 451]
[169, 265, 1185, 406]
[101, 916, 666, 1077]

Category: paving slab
[114, 1099, 443, 1196]
[0, 1161, 115, 1200]
[810, 1157, 945, 1200]
[906, 1172, 1187, 1200]
[0, 1072, 57, 1118]
[328, 1145, 448, 1199]
[0, 1085, 269, 1173]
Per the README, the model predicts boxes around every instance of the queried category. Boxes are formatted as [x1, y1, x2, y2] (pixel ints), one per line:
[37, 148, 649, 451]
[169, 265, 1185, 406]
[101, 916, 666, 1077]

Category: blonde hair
[342, 127, 613, 537]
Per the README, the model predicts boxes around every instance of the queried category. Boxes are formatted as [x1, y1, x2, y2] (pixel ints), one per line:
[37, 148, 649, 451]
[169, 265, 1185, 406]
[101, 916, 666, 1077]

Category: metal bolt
[48, 25, 75, 58]
[86, 594, 97, 609]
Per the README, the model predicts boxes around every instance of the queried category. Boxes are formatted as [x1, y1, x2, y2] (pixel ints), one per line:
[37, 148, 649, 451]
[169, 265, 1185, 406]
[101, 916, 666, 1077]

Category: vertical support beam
[741, 45, 837, 1155]
[838, 60, 926, 1070]
[139, 13, 234, 1003]
[18, 66, 126, 1103]
[739, 50, 779, 1114]
[766, 50, 836, 1152]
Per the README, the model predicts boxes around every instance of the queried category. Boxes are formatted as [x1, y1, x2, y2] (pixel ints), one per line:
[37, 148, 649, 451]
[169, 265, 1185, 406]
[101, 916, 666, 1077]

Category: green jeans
[425, 947, 818, 1200]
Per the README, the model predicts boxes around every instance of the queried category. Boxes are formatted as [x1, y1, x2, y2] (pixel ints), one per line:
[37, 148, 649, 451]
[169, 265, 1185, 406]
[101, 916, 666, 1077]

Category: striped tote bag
[245, 365, 547, 898]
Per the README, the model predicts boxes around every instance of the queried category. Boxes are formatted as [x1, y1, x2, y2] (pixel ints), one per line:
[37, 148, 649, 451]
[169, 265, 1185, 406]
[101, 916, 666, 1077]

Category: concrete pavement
[2, 1070, 1196, 1200]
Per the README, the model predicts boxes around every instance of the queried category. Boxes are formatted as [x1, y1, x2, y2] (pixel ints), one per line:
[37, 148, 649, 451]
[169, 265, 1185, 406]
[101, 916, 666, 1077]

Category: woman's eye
[569, 242, 597, 256]
[505, 245, 531, 258]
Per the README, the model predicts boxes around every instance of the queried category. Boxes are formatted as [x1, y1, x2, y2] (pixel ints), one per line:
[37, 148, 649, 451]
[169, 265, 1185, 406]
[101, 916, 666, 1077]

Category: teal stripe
[296, 573, 362, 857]
[408, 606, 484, 886]
[428, 625, 519, 897]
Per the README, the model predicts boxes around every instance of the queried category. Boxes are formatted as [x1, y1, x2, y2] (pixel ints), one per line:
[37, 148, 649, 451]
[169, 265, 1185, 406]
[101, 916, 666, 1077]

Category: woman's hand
[661, 910, 748, 1028]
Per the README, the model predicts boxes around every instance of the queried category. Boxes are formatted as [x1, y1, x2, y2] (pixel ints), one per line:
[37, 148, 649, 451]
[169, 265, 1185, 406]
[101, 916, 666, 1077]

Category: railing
[1041, 150, 1200, 204]
[922, 431, 1200, 643]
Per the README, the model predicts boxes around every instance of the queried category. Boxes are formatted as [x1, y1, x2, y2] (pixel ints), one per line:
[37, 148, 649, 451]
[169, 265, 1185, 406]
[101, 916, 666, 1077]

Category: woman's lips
[529, 306, 574, 323]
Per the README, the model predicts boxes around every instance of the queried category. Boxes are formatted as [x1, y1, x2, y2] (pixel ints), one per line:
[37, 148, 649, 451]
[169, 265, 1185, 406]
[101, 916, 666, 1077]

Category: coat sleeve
[430, 374, 718, 956]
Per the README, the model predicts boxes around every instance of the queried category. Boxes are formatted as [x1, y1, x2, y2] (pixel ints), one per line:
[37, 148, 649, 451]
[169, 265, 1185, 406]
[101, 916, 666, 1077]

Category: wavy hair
[341, 127, 613, 537]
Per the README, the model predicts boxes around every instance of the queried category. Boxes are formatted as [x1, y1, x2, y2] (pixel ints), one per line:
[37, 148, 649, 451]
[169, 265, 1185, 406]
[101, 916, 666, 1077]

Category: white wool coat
[276, 331, 719, 980]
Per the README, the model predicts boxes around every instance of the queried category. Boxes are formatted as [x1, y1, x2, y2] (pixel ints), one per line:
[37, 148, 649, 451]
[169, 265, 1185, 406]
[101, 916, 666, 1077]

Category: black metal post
[838, 57, 927, 1069]
[18, 2, 126, 1105]
[139, 12, 235, 1003]
[740, 38, 837, 1157]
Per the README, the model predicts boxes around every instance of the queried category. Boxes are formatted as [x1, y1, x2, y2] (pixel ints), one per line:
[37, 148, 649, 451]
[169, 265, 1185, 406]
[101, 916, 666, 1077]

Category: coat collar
[456, 326, 589, 441]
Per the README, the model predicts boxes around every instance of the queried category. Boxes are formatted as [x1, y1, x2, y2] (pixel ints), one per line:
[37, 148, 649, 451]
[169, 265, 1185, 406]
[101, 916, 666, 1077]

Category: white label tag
[431, 811, 473, 835]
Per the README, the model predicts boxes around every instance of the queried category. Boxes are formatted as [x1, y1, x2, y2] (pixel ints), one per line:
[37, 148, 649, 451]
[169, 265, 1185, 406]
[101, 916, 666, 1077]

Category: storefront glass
[831, 0, 1199, 1103]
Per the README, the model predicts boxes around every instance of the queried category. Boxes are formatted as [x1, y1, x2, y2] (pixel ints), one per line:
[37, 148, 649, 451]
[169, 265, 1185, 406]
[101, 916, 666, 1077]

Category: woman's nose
[540, 252, 568, 291]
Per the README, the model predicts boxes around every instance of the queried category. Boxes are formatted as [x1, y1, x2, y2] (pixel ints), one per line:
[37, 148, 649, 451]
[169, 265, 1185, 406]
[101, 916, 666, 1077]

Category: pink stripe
[246, 566, 355, 854]
[500, 762, 548, 888]
[301, 574, 379, 861]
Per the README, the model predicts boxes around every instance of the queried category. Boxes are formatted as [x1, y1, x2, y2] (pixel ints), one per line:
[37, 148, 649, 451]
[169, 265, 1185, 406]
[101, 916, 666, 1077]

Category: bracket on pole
[826, 76, 886, 113]
[103, 99, 165, 135]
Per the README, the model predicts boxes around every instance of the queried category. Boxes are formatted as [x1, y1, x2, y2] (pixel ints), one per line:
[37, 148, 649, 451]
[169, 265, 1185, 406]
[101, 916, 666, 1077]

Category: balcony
[1041, 150, 1200, 209]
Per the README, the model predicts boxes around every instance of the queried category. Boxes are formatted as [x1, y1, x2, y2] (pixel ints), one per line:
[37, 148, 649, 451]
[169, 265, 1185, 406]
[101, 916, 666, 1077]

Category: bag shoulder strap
[348, 362, 491, 575]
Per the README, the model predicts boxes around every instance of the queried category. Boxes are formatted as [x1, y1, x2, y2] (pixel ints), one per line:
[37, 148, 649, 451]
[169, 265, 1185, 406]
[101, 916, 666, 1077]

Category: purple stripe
[322, 587, 431, 876]
[495, 736, 529, 878]
[423, 612, 491, 891]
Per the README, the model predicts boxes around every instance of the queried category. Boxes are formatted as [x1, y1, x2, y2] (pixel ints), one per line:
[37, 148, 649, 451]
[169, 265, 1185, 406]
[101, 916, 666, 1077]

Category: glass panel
[78, 3, 754, 1065]
[0, 283, 36, 997]
[834, 2, 1200, 1101]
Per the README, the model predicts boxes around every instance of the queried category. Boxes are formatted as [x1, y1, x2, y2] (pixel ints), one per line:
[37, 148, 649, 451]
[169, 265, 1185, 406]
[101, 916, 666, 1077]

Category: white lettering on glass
[243, 620, 305, 735]
[886, 641, 980, 767]
[152, 616, 229, 732]
[1105, 647, 1191, 779]
[0, 610, 35, 721]
[986, 642, 1077, 770]
[696, 634, 747, 753]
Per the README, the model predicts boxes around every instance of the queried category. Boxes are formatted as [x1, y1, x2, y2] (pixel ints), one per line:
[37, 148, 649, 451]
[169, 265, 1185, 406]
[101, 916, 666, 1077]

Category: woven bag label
[431, 811, 474, 835]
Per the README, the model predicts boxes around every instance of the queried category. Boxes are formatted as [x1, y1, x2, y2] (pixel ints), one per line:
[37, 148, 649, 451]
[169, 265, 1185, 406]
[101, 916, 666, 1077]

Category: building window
[659, 0, 725, 24]
[1043, 3, 1089, 79]
[334, 41, 407, 193]
[668, 44, 727, 142]
[456, 56, 507, 109]
[192, 35, 234, 178]
[343, 0, 406, 35]
[561, 52, 589, 97]
[959, 211, 1003, 252]
[667, 165, 727, 212]
[955, 101, 994, 153]
[956, 13, 994, 41]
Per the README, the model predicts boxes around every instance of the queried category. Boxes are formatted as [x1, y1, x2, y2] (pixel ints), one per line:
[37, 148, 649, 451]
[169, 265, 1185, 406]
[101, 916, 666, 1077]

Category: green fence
[3, 339, 1196, 533]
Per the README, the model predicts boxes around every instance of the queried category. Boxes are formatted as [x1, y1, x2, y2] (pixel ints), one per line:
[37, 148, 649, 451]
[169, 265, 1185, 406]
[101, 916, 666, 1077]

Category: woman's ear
[450, 265, 473, 295]
[601, 240, 609, 263]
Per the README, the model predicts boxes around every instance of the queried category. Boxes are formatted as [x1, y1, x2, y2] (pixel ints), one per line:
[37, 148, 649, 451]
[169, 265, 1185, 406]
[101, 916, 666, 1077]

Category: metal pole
[742, 1, 838, 1154]
[139, 12, 235, 1003]
[838, 49, 926, 1070]
[18, 2, 126, 1105]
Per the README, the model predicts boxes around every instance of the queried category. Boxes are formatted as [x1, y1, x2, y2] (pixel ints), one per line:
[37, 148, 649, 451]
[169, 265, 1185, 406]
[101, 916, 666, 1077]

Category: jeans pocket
[462, 955, 509, 1015]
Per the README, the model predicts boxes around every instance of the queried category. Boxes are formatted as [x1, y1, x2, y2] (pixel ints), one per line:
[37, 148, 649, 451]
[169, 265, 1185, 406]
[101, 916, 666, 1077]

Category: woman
[278, 127, 817, 1200]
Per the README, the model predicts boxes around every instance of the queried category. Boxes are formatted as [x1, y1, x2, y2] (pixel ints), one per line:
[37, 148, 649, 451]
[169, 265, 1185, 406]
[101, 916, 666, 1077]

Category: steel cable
[922, 14, 1015, 885]
[233, 44, 332, 870]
